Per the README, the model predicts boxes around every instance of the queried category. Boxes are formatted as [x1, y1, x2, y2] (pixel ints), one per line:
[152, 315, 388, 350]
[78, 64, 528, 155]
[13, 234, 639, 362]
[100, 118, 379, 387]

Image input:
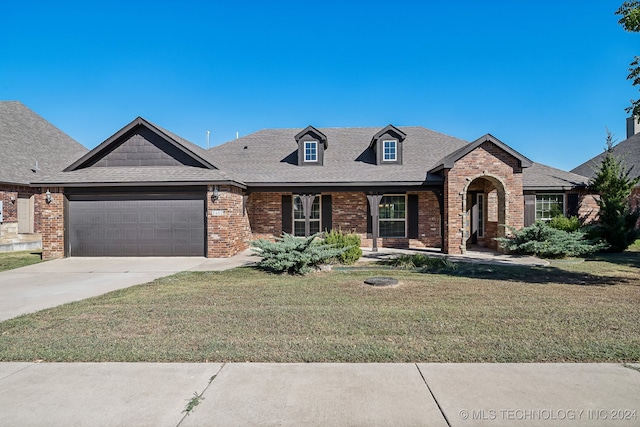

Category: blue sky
[1, 1, 636, 171]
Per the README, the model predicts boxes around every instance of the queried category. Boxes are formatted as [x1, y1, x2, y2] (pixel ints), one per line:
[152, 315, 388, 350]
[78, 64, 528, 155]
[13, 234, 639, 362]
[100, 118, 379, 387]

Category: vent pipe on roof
[207, 130, 210, 149]
[627, 116, 640, 139]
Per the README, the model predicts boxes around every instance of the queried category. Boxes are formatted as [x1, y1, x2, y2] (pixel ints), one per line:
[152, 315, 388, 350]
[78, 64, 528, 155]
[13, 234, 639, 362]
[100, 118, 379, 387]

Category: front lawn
[1, 252, 638, 363]
[0, 250, 42, 272]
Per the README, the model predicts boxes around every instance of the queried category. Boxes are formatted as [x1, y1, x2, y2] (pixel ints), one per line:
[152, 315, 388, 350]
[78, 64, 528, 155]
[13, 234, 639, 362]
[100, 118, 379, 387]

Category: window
[304, 141, 318, 162]
[379, 195, 406, 237]
[293, 195, 320, 236]
[383, 140, 397, 161]
[536, 194, 564, 221]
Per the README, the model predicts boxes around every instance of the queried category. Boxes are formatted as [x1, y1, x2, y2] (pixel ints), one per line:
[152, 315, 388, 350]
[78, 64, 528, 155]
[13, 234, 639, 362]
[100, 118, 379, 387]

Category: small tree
[588, 131, 640, 252]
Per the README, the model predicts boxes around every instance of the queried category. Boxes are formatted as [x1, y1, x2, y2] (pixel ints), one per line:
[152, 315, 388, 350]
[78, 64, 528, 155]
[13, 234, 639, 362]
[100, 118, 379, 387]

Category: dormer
[295, 126, 327, 166]
[369, 124, 406, 165]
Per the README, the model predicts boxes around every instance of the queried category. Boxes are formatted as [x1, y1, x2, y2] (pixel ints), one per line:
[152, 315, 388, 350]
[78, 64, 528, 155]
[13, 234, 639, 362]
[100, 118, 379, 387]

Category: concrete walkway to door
[0, 250, 256, 322]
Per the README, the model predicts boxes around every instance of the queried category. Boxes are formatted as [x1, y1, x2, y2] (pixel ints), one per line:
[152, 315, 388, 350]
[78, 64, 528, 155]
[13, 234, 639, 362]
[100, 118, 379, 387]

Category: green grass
[1, 251, 639, 363]
[0, 250, 42, 272]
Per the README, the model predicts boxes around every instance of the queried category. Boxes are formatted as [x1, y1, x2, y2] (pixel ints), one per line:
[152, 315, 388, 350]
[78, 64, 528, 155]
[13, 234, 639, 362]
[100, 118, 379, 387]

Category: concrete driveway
[0, 251, 255, 322]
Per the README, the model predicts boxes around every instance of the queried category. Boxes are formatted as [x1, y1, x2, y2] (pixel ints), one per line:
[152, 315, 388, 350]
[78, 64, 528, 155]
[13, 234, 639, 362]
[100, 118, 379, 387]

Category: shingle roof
[208, 126, 469, 185]
[571, 132, 640, 181]
[523, 163, 589, 190]
[0, 101, 88, 185]
[32, 166, 239, 187]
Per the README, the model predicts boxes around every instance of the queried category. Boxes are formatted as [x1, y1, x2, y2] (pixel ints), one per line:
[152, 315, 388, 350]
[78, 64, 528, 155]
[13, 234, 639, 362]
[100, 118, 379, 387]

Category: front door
[17, 196, 34, 234]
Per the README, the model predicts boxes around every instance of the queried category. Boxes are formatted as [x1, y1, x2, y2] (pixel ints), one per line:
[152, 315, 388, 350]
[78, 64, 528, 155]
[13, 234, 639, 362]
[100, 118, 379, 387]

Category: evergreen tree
[588, 131, 640, 252]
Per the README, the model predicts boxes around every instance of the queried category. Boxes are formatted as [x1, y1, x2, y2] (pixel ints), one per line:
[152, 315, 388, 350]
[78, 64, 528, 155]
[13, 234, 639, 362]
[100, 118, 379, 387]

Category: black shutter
[282, 195, 292, 234]
[408, 194, 419, 239]
[567, 193, 579, 217]
[321, 194, 332, 231]
[524, 194, 536, 226]
[366, 202, 373, 238]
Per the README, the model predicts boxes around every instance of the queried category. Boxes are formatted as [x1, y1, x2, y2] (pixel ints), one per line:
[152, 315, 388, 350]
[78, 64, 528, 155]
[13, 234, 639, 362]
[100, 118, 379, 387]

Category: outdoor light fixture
[45, 190, 52, 204]
[213, 185, 220, 201]
[10, 196, 15, 203]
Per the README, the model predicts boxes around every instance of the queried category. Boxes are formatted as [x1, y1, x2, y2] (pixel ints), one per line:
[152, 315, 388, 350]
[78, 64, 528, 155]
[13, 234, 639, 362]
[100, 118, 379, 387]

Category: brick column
[207, 185, 252, 257]
[41, 187, 65, 260]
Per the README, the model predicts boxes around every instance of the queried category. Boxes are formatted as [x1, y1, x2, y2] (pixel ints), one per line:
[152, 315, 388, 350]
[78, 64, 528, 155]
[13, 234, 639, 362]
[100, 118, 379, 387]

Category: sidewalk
[1, 362, 638, 426]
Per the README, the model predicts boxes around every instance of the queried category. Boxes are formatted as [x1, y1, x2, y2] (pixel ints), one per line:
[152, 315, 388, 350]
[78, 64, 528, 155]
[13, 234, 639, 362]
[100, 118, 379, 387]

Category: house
[33, 115, 596, 260]
[0, 101, 87, 248]
[572, 117, 640, 208]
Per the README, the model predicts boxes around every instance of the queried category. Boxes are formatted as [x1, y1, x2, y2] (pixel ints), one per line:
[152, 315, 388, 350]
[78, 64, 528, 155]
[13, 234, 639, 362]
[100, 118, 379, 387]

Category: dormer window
[304, 141, 318, 162]
[383, 140, 397, 161]
[370, 125, 406, 165]
[295, 126, 327, 166]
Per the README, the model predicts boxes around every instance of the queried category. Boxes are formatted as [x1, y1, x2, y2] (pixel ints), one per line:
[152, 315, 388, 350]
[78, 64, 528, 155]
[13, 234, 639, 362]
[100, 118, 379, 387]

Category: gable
[430, 134, 532, 173]
[65, 117, 215, 171]
[89, 126, 203, 167]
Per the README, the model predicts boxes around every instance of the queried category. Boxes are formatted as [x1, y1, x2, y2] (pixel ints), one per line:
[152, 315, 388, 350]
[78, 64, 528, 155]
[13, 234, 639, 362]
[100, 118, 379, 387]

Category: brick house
[33, 116, 594, 260]
[0, 102, 87, 248]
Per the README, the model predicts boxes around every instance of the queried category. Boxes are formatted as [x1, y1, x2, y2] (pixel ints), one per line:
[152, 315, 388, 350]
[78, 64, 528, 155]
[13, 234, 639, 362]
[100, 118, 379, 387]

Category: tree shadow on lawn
[583, 251, 640, 269]
[429, 262, 637, 287]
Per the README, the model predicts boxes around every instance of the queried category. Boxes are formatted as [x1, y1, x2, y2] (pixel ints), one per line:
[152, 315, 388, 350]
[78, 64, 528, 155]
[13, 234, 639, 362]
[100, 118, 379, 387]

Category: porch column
[366, 194, 383, 252]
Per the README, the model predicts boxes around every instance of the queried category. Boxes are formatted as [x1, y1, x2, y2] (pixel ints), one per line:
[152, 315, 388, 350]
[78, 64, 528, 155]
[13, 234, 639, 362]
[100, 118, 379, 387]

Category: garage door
[68, 195, 205, 256]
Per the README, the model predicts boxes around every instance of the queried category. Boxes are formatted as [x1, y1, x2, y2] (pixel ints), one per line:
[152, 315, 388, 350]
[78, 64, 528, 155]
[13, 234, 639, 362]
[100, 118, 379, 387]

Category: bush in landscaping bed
[323, 229, 362, 265]
[251, 233, 348, 275]
[387, 253, 457, 272]
[548, 215, 581, 232]
[496, 222, 606, 258]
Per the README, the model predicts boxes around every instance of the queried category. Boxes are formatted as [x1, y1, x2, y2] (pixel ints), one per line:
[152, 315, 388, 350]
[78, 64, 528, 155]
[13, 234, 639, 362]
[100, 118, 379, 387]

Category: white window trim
[382, 140, 397, 162]
[378, 194, 407, 238]
[535, 193, 565, 221]
[304, 140, 318, 162]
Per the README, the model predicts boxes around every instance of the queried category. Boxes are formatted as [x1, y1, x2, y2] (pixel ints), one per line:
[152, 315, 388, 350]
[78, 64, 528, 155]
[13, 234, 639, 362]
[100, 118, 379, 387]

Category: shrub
[496, 222, 606, 258]
[387, 253, 457, 272]
[251, 233, 347, 275]
[548, 215, 581, 232]
[323, 229, 362, 265]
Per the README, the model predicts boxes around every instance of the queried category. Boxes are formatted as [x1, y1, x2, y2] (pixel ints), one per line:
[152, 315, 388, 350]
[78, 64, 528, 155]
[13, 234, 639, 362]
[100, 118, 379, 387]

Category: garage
[67, 193, 205, 257]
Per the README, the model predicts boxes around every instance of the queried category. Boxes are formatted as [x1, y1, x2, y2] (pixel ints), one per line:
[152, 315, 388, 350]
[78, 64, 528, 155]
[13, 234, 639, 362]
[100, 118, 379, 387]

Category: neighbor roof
[571, 132, 640, 181]
[208, 126, 469, 186]
[0, 101, 87, 185]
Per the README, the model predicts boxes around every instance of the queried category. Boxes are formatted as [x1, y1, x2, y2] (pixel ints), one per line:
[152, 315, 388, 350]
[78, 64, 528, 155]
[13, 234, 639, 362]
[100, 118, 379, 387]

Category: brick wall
[40, 187, 64, 260]
[246, 190, 442, 249]
[444, 141, 524, 254]
[246, 192, 287, 240]
[207, 186, 252, 257]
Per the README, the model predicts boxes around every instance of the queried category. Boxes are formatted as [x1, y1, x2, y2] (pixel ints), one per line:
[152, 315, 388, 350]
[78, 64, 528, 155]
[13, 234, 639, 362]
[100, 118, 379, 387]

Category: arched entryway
[462, 175, 507, 252]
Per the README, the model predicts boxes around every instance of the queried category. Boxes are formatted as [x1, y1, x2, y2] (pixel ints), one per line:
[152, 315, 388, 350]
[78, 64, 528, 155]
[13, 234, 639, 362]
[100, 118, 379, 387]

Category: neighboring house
[34, 115, 595, 260]
[572, 117, 640, 209]
[0, 101, 87, 243]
